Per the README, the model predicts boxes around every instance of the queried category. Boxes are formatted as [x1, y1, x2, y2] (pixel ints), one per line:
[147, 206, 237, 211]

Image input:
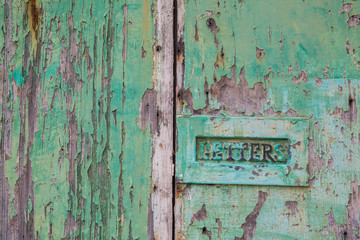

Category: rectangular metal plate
[176, 116, 310, 186]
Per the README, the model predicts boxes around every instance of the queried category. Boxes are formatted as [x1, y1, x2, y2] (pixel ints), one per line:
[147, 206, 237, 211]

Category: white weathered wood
[150, 0, 174, 239]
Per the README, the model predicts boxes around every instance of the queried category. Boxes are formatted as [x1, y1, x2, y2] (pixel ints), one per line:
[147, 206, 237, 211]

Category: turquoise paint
[177, 0, 360, 239]
[177, 116, 309, 186]
[1, 0, 156, 239]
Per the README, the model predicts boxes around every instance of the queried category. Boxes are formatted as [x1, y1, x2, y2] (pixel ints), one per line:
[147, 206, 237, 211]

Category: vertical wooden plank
[175, 0, 360, 239]
[175, 0, 186, 239]
[0, 0, 173, 239]
[147, 0, 174, 239]
[0, 1, 13, 238]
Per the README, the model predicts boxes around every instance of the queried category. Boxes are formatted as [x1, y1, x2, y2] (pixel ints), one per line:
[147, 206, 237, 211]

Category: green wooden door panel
[0, 0, 174, 239]
[176, 0, 360, 239]
[1, 0, 360, 239]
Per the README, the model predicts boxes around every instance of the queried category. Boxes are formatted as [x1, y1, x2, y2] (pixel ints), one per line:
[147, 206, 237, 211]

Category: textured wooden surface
[1, 0, 360, 239]
[0, 0, 173, 239]
[175, 0, 360, 239]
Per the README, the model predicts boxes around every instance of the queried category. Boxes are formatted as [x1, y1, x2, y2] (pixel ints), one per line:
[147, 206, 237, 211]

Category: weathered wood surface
[0, 0, 173, 239]
[176, 0, 360, 239]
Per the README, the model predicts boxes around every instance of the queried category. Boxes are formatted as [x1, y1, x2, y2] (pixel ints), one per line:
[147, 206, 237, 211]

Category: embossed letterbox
[176, 116, 310, 186]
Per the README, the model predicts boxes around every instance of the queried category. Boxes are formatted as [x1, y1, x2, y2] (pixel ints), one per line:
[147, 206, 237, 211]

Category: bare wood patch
[239, 191, 268, 240]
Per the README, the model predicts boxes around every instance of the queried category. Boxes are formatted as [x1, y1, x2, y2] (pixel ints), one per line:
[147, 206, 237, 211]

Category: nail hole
[206, 18, 215, 27]
[155, 45, 162, 52]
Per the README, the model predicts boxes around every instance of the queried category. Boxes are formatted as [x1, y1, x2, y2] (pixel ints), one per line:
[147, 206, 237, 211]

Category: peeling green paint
[176, 0, 360, 239]
[1, 0, 360, 239]
[1, 0, 156, 239]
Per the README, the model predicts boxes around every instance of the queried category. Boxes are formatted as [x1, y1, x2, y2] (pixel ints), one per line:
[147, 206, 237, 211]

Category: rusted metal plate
[177, 116, 309, 186]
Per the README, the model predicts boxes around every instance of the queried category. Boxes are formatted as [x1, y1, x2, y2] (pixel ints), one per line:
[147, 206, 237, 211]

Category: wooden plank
[175, 0, 360, 239]
[175, 0, 186, 239]
[0, 0, 173, 239]
[148, 0, 174, 239]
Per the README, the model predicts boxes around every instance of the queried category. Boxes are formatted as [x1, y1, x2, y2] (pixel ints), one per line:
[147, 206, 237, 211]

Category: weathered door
[0, 0, 173, 239]
[2, 0, 360, 239]
[175, 0, 360, 239]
